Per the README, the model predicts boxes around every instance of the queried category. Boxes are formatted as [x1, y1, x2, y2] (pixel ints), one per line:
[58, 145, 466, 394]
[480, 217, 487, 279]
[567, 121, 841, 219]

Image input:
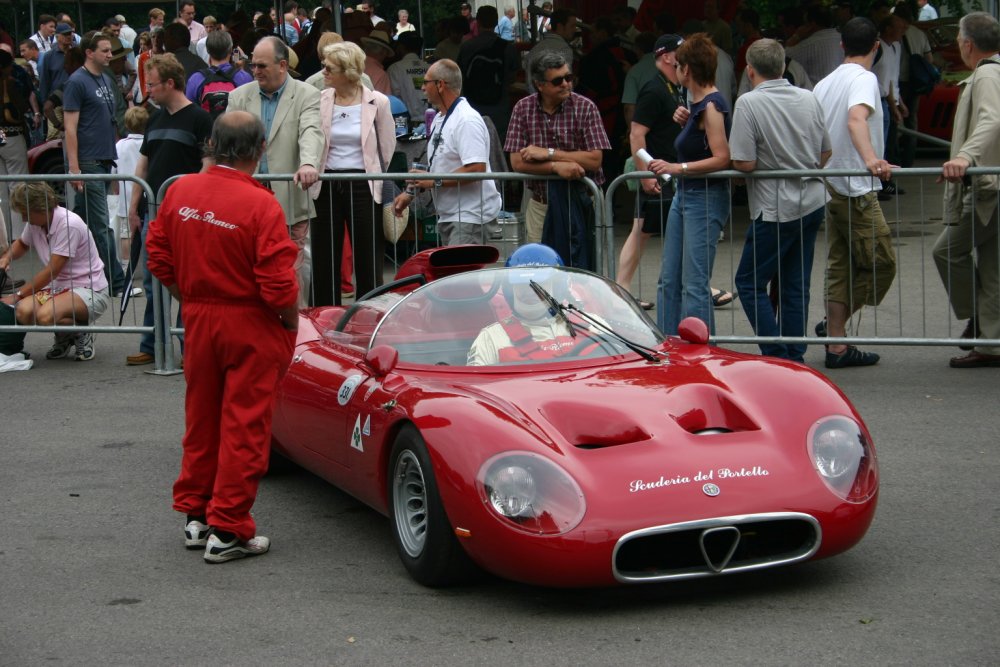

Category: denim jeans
[656, 183, 730, 334]
[734, 207, 824, 362]
[73, 160, 125, 294]
[139, 215, 182, 355]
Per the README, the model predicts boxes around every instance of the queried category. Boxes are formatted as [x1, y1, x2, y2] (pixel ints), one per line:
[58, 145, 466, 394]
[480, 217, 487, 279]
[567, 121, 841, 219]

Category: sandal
[638, 300, 654, 311]
[711, 288, 734, 308]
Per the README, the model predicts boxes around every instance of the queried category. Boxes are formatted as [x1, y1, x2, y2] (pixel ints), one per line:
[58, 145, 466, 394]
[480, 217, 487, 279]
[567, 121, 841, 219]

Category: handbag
[374, 118, 409, 244]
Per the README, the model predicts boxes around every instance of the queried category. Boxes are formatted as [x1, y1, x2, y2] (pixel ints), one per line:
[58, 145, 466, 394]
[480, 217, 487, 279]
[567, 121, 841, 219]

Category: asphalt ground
[2, 160, 997, 665]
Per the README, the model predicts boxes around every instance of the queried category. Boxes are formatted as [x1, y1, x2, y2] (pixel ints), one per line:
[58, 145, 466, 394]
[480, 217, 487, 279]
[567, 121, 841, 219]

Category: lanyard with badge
[427, 95, 464, 171]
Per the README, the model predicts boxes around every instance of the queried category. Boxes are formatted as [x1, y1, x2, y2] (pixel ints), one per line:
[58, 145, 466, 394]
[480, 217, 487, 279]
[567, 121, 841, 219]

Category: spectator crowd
[0, 0, 998, 372]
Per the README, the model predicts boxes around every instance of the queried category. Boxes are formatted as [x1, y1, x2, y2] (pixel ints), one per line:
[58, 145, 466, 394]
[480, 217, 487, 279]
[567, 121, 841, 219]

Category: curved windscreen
[364, 267, 665, 367]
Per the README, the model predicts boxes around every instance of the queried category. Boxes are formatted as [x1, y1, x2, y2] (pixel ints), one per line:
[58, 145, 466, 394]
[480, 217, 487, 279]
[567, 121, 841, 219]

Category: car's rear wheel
[388, 425, 477, 586]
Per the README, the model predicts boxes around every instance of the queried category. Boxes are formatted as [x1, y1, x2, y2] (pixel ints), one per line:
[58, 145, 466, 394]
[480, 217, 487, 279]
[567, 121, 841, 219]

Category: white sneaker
[184, 520, 211, 549]
[203, 534, 270, 563]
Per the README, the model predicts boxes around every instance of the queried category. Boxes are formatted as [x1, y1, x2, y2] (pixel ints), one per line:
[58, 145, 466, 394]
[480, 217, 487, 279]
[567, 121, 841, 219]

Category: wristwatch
[681, 162, 689, 175]
[547, 147, 555, 160]
[434, 178, 443, 187]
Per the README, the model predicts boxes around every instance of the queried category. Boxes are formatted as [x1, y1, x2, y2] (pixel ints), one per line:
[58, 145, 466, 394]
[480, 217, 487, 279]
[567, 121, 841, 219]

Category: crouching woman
[0, 182, 112, 361]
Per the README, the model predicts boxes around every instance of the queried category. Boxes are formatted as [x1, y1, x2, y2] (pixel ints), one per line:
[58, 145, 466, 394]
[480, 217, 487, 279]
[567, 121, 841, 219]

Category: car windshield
[367, 267, 665, 367]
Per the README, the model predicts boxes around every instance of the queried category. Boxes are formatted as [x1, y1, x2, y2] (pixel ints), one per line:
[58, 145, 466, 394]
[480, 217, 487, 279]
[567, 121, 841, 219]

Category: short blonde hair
[124, 106, 149, 134]
[323, 41, 365, 85]
[316, 31, 344, 58]
[10, 182, 59, 217]
[149, 8, 165, 21]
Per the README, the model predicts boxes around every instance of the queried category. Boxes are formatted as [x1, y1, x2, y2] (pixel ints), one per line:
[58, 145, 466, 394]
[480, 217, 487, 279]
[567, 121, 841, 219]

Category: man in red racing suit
[146, 111, 299, 563]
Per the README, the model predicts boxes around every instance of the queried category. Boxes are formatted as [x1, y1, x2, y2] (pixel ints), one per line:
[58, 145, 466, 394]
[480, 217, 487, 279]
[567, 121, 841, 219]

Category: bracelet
[404, 186, 417, 196]
[68, 170, 81, 175]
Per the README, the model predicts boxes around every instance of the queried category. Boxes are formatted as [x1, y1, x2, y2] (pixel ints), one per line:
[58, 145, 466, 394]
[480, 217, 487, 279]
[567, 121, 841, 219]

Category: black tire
[387, 425, 478, 586]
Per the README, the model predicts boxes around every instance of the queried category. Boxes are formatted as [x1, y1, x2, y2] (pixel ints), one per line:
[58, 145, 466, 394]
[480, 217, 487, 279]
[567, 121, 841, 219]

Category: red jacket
[146, 166, 299, 311]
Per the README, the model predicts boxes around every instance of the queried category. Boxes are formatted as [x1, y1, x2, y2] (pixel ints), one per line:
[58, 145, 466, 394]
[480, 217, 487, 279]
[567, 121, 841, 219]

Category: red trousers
[172, 301, 295, 541]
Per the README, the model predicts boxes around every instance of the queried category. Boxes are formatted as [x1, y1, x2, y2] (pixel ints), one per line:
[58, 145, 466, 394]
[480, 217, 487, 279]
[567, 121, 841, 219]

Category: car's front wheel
[388, 425, 477, 586]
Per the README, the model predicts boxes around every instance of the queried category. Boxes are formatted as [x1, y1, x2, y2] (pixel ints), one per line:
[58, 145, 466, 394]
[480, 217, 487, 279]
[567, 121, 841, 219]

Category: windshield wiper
[529, 279, 665, 362]
[529, 280, 576, 337]
[562, 302, 665, 363]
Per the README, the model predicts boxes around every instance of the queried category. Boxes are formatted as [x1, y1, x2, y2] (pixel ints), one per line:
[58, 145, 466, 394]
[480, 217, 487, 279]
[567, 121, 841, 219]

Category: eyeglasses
[543, 73, 573, 87]
[145, 80, 165, 90]
[324, 65, 343, 74]
[423, 79, 442, 86]
[248, 62, 273, 70]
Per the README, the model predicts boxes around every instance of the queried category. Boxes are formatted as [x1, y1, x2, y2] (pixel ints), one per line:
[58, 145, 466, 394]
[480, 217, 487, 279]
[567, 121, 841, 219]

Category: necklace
[335, 86, 362, 106]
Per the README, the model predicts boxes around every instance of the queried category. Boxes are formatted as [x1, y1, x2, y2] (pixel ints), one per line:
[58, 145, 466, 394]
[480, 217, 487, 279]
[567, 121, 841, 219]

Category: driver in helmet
[468, 244, 582, 366]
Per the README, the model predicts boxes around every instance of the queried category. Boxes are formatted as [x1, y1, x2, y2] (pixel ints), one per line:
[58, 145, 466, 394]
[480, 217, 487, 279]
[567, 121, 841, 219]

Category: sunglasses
[249, 61, 276, 70]
[324, 65, 344, 74]
[543, 73, 574, 87]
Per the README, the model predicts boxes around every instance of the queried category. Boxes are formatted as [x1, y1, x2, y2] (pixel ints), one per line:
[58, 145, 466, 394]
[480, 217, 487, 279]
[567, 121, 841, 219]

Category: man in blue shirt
[63, 31, 126, 295]
[496, 7, 515, 41]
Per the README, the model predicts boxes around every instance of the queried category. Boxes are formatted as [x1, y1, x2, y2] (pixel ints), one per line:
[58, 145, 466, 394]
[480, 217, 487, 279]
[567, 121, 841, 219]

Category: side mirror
[364, 344, 399, 376]
[677, 317, 709, 345]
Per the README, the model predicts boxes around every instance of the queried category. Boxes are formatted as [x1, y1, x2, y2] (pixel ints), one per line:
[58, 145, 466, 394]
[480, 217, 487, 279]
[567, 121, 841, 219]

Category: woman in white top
[310, 41, 396, 306]
[394, 10, 416, 40]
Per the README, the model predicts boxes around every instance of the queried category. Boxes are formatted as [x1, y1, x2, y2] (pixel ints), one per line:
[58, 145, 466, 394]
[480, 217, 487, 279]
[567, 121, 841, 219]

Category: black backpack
[195, 66, 237, 119]
[463, 37, 509, 105]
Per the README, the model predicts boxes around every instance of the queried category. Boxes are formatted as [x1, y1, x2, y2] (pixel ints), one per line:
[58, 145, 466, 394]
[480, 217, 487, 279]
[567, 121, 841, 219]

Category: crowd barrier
[5, 167, 999, 373]
[0, 173, 175, 368]
[604, 166, 1000, 351]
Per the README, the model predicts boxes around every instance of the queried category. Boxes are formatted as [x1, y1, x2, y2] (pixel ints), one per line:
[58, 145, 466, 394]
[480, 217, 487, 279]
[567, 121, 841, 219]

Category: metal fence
[604, 166, 1000, 350]
[5, 166, 998, 372]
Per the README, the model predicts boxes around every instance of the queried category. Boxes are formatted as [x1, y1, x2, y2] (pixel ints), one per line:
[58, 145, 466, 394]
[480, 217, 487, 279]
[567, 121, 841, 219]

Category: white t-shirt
[872, 39, 901, 99]
[427, 98, 501, 224]
[387, 52, 429, 118]
[113, 133, 144, 219]
[325, 104, 365, 170]
[813, 63, 884, 197]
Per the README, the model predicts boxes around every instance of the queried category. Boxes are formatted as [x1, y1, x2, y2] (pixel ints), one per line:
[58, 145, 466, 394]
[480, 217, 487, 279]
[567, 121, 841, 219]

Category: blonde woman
[0, 182, 112, 360]
[310, 41, 396, 306]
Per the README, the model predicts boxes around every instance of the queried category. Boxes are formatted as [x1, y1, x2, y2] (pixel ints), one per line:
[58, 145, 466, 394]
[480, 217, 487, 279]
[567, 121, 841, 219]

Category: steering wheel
[334, 274, 426, 332]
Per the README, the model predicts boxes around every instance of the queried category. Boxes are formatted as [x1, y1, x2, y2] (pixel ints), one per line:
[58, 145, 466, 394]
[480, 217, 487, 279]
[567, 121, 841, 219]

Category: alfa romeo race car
[271, 245, 878, 587]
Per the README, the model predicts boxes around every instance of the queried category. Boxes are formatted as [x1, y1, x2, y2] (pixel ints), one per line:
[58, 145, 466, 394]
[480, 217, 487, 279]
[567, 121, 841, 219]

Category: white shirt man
[392, 59, 501, 246]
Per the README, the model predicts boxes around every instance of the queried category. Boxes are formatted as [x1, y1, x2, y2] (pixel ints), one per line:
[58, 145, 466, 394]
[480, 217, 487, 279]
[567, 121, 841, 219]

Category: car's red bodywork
[271, 247, 878, 587]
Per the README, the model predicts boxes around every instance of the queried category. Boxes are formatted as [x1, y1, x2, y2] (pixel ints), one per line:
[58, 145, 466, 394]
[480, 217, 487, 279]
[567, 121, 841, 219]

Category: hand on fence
[940, 157, 970, 183]
[553, 161, 585, 179]
[293, 165, 319, 189]
[640, 178, 661, 195]
[864, 157, 894, 181]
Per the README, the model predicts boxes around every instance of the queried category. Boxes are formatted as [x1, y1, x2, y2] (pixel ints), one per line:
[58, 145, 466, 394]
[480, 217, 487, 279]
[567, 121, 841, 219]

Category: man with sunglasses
[227, 36, 323, 306]
[391, 59, 501, 246]
[505, 51, 609, 261]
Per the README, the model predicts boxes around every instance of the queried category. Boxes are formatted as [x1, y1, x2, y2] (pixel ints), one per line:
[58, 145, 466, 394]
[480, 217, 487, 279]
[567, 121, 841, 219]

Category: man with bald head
[147, 110, 300, 564]
[226, 35, 322, 305]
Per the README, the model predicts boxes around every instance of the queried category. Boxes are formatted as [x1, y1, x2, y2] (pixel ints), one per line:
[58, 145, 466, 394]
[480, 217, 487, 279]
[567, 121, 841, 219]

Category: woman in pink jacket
[310, 40, 396, 306]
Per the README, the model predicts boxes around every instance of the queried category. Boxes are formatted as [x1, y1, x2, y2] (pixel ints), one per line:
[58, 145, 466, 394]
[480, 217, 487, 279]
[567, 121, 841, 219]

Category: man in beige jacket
[226, 36, 323, 305]
[933, 12, 1000, 368]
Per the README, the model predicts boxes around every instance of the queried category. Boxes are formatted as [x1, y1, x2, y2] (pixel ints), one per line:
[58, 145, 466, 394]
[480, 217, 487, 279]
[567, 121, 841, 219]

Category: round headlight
[807, 416, 878, 502]
[478, 452, 586, 535]
[488, 465, 536, 518]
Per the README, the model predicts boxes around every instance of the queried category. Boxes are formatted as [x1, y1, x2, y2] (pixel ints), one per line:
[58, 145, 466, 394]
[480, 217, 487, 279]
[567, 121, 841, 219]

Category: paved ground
[2, 161, 997, 664]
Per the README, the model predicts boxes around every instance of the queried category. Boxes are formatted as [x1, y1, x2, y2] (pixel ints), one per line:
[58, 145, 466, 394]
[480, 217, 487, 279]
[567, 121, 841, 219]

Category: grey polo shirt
[729, 78, 831, 223]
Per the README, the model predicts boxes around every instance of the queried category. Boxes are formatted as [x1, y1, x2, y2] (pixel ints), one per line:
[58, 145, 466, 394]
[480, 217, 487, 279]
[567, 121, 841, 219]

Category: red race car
[271, 246, 878, 587]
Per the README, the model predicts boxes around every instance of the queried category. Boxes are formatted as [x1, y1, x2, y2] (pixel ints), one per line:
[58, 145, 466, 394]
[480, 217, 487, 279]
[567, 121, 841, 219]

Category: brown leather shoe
[949, 351, 1000, 368]
[126, 352, 154, 366]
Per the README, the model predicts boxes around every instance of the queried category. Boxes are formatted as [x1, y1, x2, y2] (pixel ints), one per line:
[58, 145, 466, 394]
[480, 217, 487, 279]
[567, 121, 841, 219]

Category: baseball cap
[55, 23, 74, 35]
[654, 34, 682, 57]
